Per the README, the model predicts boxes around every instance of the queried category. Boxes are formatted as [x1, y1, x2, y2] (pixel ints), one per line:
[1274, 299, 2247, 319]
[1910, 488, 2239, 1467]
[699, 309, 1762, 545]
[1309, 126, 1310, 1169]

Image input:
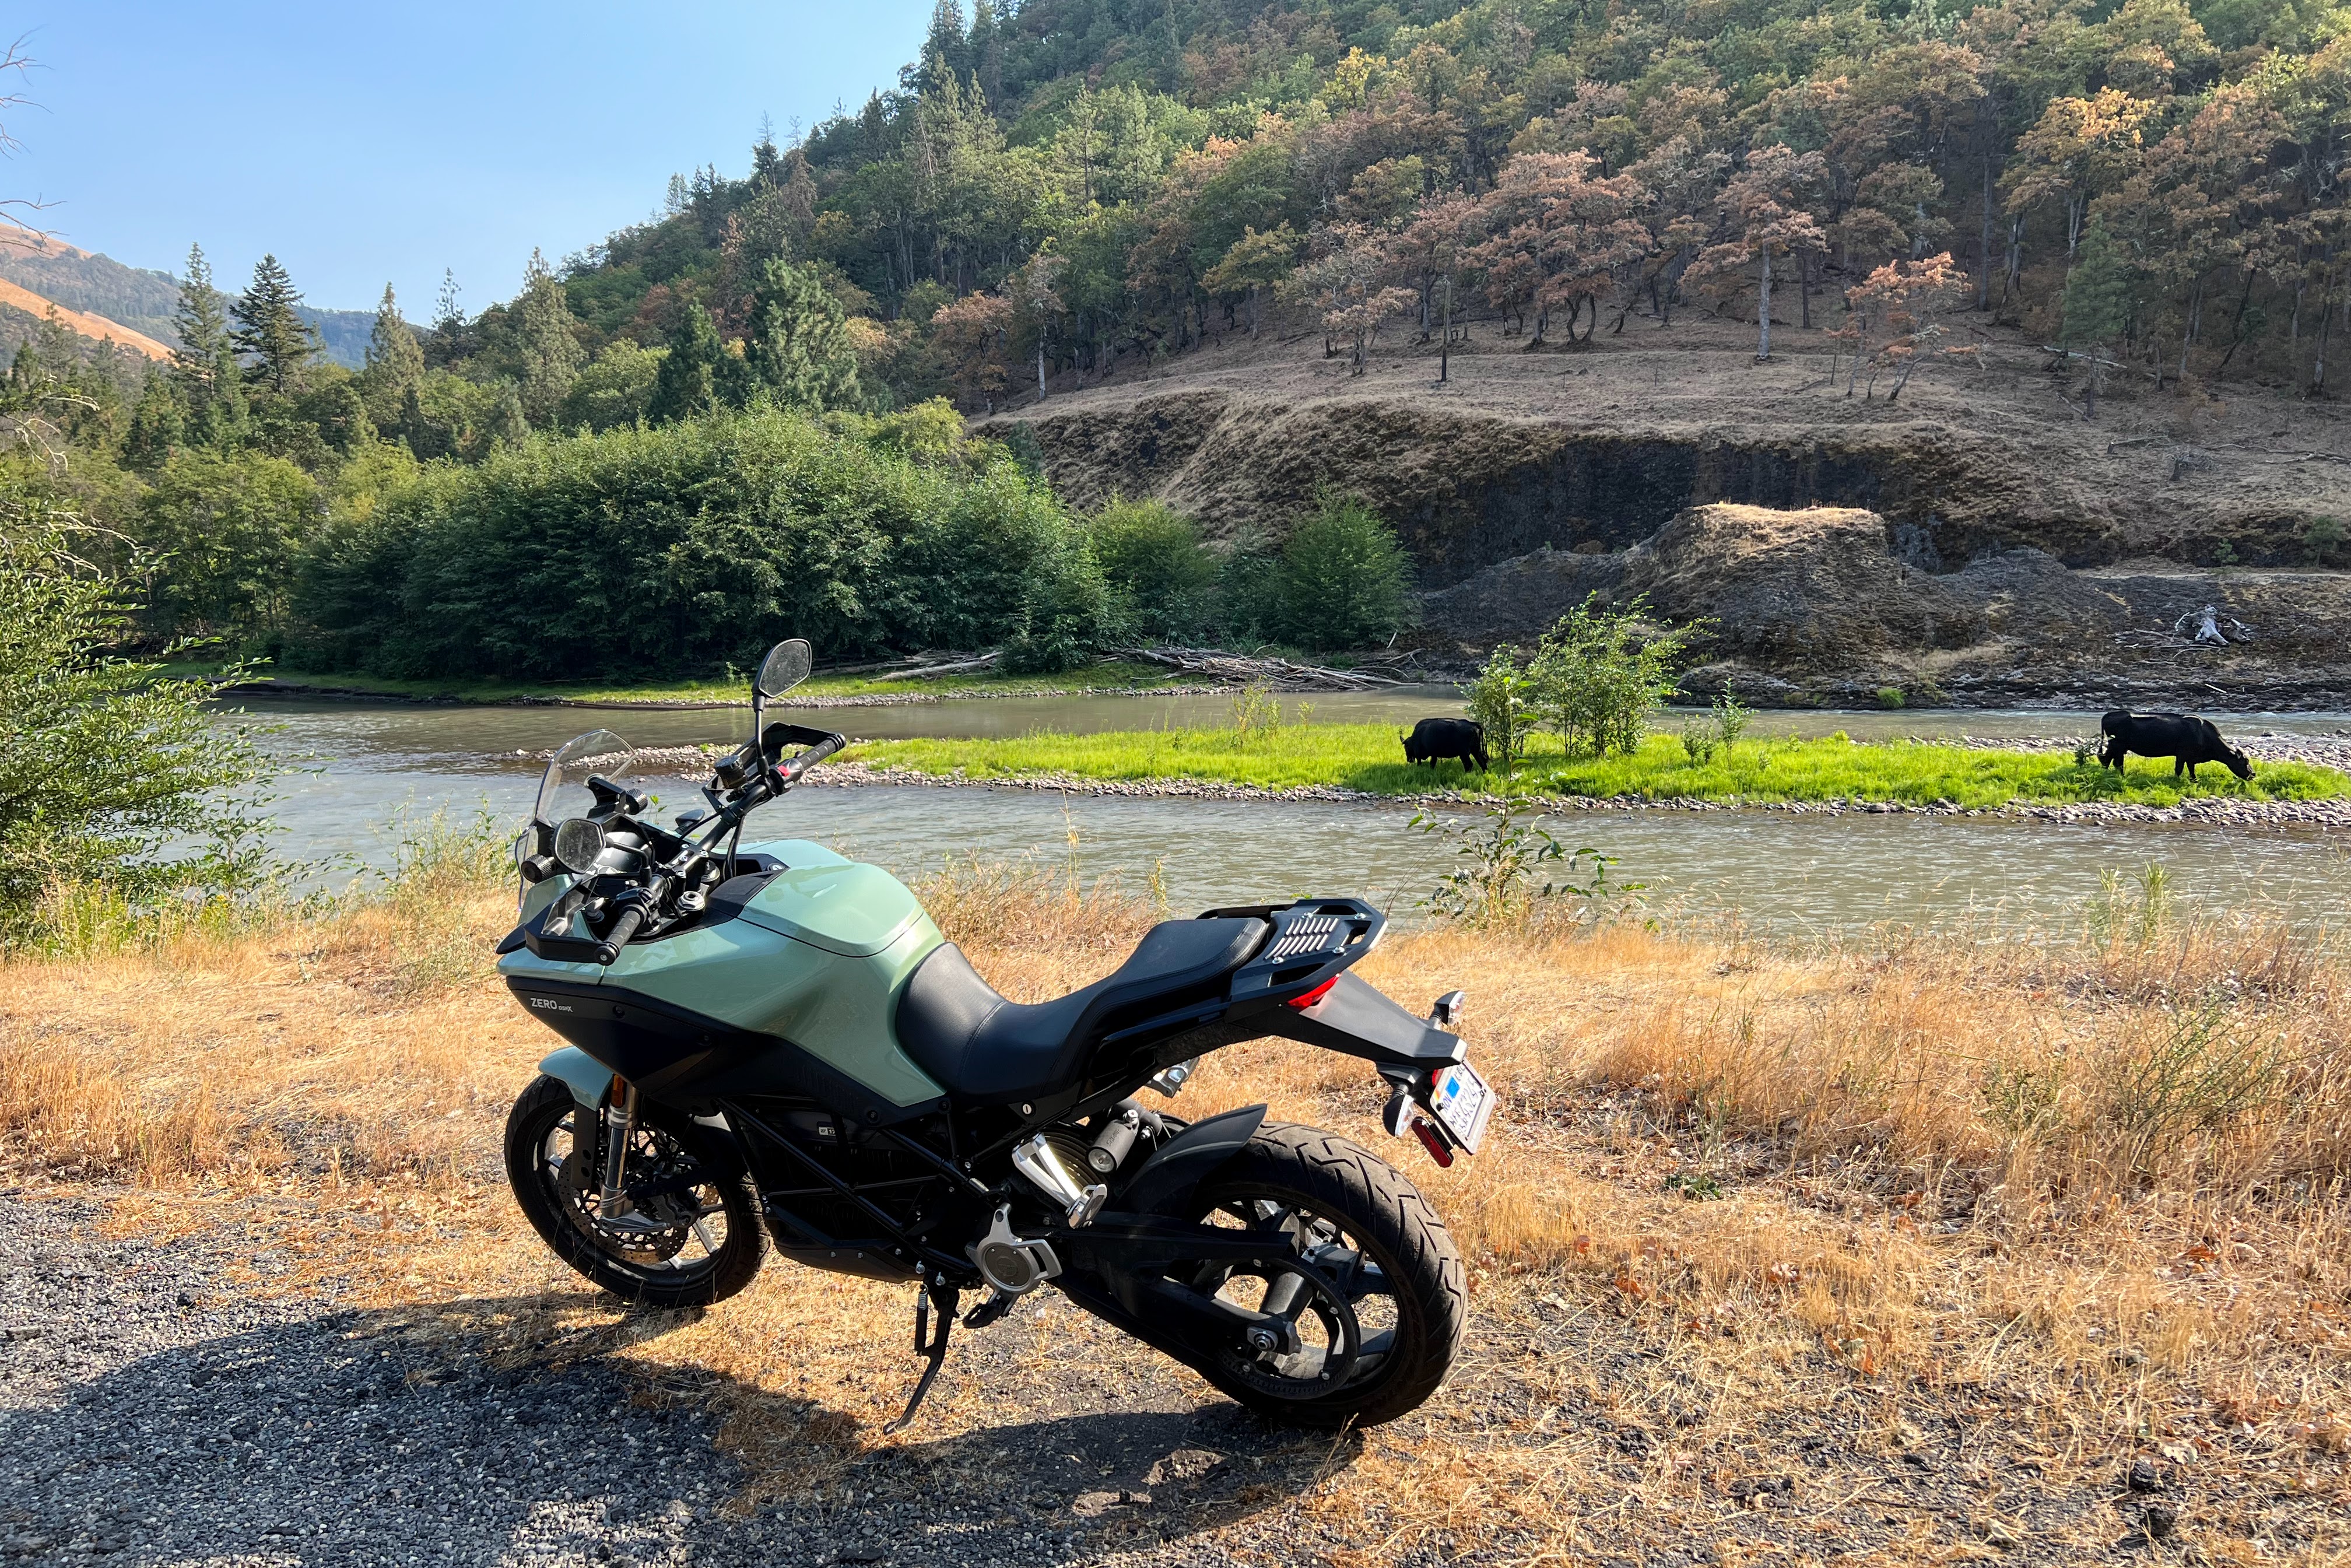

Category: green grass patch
[170, 660, 1192, 706]
[847, 724, 2351, 808]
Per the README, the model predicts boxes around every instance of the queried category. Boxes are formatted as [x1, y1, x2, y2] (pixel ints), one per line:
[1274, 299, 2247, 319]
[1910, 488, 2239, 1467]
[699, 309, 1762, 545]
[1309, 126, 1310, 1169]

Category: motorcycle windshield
[532, 729, 637, 827]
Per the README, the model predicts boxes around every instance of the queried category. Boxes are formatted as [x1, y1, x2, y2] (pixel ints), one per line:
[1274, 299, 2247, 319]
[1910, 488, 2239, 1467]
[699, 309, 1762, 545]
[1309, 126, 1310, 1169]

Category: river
[231, 691, 2351, 939]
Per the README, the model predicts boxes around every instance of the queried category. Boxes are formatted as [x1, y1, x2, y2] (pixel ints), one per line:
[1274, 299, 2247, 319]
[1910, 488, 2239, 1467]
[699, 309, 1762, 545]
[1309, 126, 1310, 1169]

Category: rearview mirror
[756, 639, 812, 698]
[552, 818, 608, 876]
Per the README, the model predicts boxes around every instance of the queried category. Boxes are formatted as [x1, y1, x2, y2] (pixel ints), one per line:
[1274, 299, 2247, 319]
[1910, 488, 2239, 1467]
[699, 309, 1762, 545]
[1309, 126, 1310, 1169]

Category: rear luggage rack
[1203, 899, 1383, 1002]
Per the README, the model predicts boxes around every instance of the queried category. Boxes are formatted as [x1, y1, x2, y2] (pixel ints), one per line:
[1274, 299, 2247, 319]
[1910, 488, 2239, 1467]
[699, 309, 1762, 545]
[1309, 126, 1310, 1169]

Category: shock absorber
[599, 1078, 639, 1217]
[1086, 1106, 1143, 1175]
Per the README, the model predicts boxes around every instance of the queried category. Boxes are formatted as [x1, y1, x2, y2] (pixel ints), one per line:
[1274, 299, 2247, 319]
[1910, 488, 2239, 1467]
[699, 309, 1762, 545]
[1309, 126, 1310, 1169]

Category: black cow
[2099, 710, 2254, 782]
[1403, 717, 1489, 773]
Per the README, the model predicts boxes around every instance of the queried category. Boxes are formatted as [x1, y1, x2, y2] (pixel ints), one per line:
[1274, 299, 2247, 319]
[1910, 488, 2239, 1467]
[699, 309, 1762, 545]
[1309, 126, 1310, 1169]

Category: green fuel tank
[497, 840, 948, 1107]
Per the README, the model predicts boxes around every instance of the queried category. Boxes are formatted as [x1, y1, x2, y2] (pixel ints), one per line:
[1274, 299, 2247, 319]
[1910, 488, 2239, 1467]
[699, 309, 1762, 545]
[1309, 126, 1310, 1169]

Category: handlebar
[559, 725, 848, 966]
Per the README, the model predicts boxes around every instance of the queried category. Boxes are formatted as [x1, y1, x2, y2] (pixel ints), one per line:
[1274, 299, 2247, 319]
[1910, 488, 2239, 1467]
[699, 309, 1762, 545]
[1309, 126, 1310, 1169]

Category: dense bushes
[294, 411, 1109, 679]
[1266, 496, 1416, 651]
[135, 450, 321, 647]
[1092, 499, 1221, 642]
[1091, 491, 1416, 653]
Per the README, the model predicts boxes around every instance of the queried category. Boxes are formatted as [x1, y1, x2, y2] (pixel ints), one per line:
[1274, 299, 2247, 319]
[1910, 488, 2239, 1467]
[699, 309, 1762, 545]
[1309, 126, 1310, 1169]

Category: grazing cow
[1403, 717, 1490, 773]
[2099, 710, 2254, 782]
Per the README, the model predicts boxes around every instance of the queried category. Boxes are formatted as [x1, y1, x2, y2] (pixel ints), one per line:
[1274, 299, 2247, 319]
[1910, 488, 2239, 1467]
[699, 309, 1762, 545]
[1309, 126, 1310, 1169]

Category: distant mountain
[297, 304, 377, 369]
[0, 233, 380, 367]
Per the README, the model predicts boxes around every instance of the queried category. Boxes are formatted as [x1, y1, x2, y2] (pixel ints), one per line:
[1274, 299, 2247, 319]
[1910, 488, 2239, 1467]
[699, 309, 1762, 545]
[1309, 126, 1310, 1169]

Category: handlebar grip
[780, 732, 847, 783]
[594, 901, 649, 965]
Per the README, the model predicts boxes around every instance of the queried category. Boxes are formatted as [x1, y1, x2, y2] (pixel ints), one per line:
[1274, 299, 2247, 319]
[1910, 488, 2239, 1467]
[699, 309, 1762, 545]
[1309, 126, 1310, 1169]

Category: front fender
[538, 1046, 613, 1109]
[1114, 1104, 1266, 1216]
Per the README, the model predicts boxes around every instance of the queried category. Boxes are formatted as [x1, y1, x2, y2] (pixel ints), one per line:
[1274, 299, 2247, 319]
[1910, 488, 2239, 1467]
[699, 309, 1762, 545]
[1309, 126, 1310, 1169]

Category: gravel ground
[8, 1183, 2335, 1566]
[0, 1194, 1355, 1568]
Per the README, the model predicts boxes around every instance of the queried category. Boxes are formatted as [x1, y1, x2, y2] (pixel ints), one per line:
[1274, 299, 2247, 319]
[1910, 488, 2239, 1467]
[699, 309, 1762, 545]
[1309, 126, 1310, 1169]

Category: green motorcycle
[498, 640, 1494, 1429]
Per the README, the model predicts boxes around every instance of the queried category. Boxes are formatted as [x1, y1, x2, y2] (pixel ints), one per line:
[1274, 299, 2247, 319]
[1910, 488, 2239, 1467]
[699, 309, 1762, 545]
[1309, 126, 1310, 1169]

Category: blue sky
[8, 1, 937, 313]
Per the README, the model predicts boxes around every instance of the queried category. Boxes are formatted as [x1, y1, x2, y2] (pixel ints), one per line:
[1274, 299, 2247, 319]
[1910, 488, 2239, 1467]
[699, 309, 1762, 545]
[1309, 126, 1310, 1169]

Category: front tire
[503, 1075, 764, 1309]
[1180, 1122, 1466, 1427]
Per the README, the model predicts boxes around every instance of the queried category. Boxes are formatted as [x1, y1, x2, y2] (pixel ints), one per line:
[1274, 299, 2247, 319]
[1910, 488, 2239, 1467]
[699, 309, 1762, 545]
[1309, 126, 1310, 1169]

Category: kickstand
[882, 1276, 961, 1436]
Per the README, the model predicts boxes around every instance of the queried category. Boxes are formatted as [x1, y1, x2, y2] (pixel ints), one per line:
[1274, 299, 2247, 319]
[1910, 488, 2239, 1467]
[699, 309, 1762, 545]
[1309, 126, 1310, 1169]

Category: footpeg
[1011, 1135, 1108, 1227]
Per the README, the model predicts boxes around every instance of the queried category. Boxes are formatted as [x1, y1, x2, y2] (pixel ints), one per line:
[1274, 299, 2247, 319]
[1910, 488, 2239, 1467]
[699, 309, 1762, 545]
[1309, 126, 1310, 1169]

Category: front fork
[595, 1078, 640, 1218]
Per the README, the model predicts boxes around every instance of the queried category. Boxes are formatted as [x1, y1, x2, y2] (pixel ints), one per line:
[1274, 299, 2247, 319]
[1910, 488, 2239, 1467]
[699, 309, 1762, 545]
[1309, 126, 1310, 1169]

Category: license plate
[1427, 1059, 1494, 1154]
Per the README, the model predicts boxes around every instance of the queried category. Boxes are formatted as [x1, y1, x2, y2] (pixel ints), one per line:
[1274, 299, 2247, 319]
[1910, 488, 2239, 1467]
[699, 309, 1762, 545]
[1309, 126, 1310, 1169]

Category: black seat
[895, 918, 1266, 1102]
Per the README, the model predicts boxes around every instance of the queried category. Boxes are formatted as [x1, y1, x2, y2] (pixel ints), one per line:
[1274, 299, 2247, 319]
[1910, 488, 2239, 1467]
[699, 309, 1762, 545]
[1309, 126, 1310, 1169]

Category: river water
[233, 692, 2351, 939]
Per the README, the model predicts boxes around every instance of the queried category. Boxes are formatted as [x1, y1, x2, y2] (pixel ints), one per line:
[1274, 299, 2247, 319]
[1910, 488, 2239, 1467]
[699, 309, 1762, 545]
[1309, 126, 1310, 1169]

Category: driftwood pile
[818, 646, 1430, 688]
[1107, 646, 1415, 689]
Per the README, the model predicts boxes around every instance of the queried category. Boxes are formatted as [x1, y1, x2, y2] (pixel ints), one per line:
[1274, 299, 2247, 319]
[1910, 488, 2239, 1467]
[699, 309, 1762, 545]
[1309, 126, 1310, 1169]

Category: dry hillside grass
[3, 857, 2348, 1563]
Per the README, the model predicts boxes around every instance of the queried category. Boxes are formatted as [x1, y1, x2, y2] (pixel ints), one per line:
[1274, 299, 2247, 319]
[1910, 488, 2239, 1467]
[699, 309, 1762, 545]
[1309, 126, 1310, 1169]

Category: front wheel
[1177, 1122, 1466, 1427]
[503, 1075, 764, 1309]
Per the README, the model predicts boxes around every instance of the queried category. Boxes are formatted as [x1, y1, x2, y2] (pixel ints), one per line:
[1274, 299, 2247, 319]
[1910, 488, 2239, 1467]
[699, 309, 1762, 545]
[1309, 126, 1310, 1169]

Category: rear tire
[1183, 1122, 1466, 1427]
[503, 1075, 764, 1309]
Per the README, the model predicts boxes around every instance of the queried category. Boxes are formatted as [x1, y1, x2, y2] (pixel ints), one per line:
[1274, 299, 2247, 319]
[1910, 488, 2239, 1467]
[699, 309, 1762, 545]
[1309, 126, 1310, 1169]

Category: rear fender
[539, 1046, 614, 1110]
[1114, 1104, 1266, 1216]
[1262, 973, 1465, 1072]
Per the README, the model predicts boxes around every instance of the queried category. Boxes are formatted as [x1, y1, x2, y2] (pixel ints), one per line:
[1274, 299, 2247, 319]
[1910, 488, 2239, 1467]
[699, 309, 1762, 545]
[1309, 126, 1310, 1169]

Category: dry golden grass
[5, 864, 2349, 1563]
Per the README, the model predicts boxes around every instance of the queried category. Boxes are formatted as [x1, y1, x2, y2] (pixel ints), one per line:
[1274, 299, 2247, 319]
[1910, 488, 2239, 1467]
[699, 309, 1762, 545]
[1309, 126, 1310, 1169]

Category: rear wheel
[1178, 1122, 1465, 1427]
[503, 1075, 764, 1308]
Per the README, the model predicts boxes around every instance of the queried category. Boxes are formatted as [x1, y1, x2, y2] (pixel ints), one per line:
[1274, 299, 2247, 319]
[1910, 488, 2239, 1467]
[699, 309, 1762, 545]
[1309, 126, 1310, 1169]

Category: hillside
[983, 306, 2351, 704]
[0, 275, 170, 359]
[0, 233, 377, 366]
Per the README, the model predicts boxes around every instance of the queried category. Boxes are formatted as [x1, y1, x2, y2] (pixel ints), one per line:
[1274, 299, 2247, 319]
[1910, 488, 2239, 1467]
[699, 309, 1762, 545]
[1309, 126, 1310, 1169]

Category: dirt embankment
[1429, 503, 2351, 706]
[986, 315, 2351, 704]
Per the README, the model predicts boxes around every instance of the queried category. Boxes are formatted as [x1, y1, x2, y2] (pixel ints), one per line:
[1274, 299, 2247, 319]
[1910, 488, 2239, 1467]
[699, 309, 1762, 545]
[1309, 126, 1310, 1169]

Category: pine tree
[169, 243, 230, 384]
[745, 260, 863, 413]
[919, 0, 970, 94]
[751, 115, 785, 188]
[232, 254, 317, 394]
[2059, 221, 2131, 418]
[514, 250, 584, 427]
[427, 270, 467, 368]
[122, 371, 185, 469]
[167, 243, 246, 446]
[648, 303, 725, 424]
[362, 283, 426, 430]
[969, 0, 1003, 106]
[489, 380, 529, 447]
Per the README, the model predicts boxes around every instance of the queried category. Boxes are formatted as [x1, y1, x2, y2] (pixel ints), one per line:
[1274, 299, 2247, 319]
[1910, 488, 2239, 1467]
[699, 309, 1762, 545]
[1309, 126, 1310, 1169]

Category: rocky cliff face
[1007, 387, 2338, 587]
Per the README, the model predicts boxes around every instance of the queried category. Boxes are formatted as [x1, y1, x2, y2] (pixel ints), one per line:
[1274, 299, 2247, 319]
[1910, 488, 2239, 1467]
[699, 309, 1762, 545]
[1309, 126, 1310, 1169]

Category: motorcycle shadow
[5, 1289, 1360, 1563]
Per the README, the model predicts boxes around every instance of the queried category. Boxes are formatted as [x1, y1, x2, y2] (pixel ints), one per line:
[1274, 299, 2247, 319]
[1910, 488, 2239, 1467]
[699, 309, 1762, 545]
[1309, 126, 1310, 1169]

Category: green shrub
[1529, 594, 1708, 757]
[1271, 495, 1415, 651]
[0, 498, 273, 922]
[1092, 497, 1220, 642]
[1877, 685, 1906, 708]
[2307, 515, 2345, 565]
[1464, 646, 1535, 770]
[1216, 531, 1286, 644]
[295, 410, 1108, 679]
